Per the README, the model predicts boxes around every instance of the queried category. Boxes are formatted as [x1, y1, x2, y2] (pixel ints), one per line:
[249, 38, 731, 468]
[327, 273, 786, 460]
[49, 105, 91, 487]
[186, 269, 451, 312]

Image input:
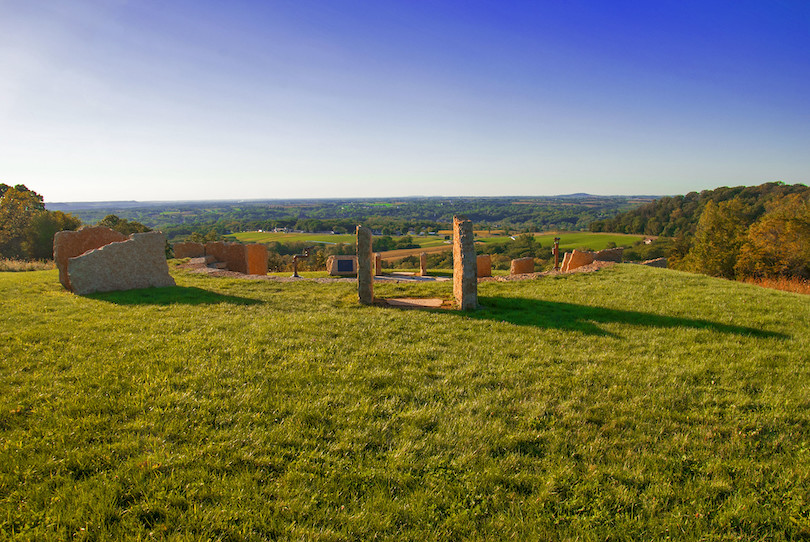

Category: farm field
[228, 231, 648, 262]
[474, 232, 648, 251]
[228, 231, 448, 249]
[2, 265, 808, 540]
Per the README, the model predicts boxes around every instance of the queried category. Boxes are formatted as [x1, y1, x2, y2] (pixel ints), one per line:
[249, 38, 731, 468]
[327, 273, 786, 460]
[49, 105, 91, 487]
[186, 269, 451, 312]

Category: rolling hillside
[1, 265, 808, 540]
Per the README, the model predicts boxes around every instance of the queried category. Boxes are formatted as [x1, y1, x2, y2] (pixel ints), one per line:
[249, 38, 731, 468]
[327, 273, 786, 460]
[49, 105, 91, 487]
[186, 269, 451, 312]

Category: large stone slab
[453, 216, 478, 310]
[562, 249, 596, 272]
[67, 232, 175, 295]
[327, 255, 358, 275]
[205, 242, 228, 263]
[246, 244, 268, 275]
[418, 252, 428, 276]
[595, 247, 623, 262]
[225, 243, 248, 274]
[510, 257, 534, 274]
[356, 226, 374, 304]
[375, 253, 382, 276]
[641, 257, 668, 268]
[477, 254, 492, 277]
[560, 252, 572, 273]
[173, 242, 205, 259]
[54, 227, 128, 291]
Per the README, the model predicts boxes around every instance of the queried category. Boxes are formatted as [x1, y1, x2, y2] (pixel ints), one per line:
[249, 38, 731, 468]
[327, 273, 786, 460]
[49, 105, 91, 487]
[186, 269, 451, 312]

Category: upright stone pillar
[452, 216, 478, 310]
[419, 252, 428, 276]
[375, 253, 382, 276]
[356, 225, 374, 305]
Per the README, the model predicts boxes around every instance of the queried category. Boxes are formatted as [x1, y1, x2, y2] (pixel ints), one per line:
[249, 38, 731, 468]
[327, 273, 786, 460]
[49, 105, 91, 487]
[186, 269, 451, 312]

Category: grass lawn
[1, 265, 809, 540]
[476, 232, 648, 251]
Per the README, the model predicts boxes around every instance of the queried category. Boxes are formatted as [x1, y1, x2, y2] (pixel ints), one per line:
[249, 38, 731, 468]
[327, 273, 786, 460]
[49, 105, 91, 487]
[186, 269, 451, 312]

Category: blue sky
[1, 0, 808, 202]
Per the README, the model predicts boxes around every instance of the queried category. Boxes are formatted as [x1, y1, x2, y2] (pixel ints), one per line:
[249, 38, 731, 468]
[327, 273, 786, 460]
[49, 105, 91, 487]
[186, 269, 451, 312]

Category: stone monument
[476, 254, 492, 277]
[419, 252, 428, 276]
[54, 226, 127, 291]
[510, 257, 534, 274]
[375, 253, 382, 276]
[452, 216, 478, 310]
[561, 249, 596, 272]
[326, 255, 358, 275]
[356, 225, 374, 304]
[67, 232, 176, 295]
[173, 242, 205, 259]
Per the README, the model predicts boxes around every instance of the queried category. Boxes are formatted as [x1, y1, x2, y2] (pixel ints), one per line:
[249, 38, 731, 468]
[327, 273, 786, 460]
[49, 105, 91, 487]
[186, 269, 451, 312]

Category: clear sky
[2, 0, 808, 202]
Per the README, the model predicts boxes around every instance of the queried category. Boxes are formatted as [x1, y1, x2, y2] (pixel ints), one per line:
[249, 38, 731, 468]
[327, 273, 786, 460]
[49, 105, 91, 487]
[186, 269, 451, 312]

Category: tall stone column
[356, 225, 374, 305]
[419, 252, 428, 276]
[453, 216, 478, 310]
[375, 253, 382, 276]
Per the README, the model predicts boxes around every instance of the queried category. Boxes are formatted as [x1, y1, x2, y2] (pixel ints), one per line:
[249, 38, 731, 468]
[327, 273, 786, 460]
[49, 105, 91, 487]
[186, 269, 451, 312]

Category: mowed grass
[476, 232, 648, 251]
[1, 265, 809, 540]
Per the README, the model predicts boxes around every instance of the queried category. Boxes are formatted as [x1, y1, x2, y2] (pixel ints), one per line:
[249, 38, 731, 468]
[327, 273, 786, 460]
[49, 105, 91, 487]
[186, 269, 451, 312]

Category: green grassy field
[228, 231, 449, 249]
[476, 232, 647, 251]
[1, 265, 809, 540]
[228, 231, 646, 258]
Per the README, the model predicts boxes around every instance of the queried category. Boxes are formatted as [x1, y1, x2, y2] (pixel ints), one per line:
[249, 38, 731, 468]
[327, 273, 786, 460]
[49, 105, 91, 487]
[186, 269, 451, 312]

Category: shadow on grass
[460, 296, 787, 338]
[87, 286, 261, 306]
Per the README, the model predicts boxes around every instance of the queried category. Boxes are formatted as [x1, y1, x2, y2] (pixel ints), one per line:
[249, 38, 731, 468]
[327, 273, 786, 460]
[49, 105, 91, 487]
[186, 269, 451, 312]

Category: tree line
[591, 182, 810, 280]
[0, 184, 153, 260]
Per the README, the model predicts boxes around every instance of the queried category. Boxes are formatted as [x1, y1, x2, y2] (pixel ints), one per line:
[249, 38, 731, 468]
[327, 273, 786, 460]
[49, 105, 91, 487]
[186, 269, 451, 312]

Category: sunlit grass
[1, 265, 808, 540]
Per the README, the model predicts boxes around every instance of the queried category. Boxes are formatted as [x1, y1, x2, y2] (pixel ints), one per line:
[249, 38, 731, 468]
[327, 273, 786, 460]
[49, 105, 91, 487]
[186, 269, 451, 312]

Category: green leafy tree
[97, 214, 150, 235]
[0, 184, 81, 260]
[735, 194, 810, 279]
[25, 210, 82, 260]
[682, 199, 748, 278]
[0, 185, 46, 259]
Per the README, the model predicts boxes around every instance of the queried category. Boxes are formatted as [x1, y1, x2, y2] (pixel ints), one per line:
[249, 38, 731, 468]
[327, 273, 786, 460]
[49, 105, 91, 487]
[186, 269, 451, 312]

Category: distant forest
[48, 195, 654, 240]
[591, 182, 810, 280]
[590, 182, 809, 237]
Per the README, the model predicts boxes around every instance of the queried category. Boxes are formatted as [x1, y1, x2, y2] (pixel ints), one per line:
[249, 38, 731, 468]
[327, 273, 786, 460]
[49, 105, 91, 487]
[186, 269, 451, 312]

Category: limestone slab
[452, 217, 478, 310]
[562, 249, 595, 272]
[510, 257, 534, 274]
[173, 242, 205, 259]
[476, 254, 492, 277]
[67, 232, 175, 295]
[54, 227, 127, 291]
[356, 225, 374, 304]
[246, 244, 268, 275]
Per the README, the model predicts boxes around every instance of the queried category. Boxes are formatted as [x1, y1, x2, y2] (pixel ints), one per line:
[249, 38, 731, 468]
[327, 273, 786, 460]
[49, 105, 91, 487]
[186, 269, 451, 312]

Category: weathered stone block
[595, 247, 623, 262]
[641, 257, 668, 268]
[375, 253, 382, 276]
[560, 252, 572, 272]
[476, 254, 492, 277]
[419, 252, 428, 276]
[224, 243, 248, 274]
[356, 226, 373, 304]
[562, 249, 595, 272]
[67, 232, 175, 295]
[510, 257, 534, 275]
[205, 242, 228, 263]
[54, 226, 128, 291]
[246, 244, 268, 275]
[453, 217, 478, 310]
[327, 255, 358, 275]
[173, 242, 205, 259]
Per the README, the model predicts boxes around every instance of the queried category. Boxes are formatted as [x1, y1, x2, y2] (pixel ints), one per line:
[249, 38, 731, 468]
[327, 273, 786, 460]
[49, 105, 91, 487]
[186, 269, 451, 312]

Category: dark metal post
[291, 247, 314, 278]
[553, 237, 561, 271]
